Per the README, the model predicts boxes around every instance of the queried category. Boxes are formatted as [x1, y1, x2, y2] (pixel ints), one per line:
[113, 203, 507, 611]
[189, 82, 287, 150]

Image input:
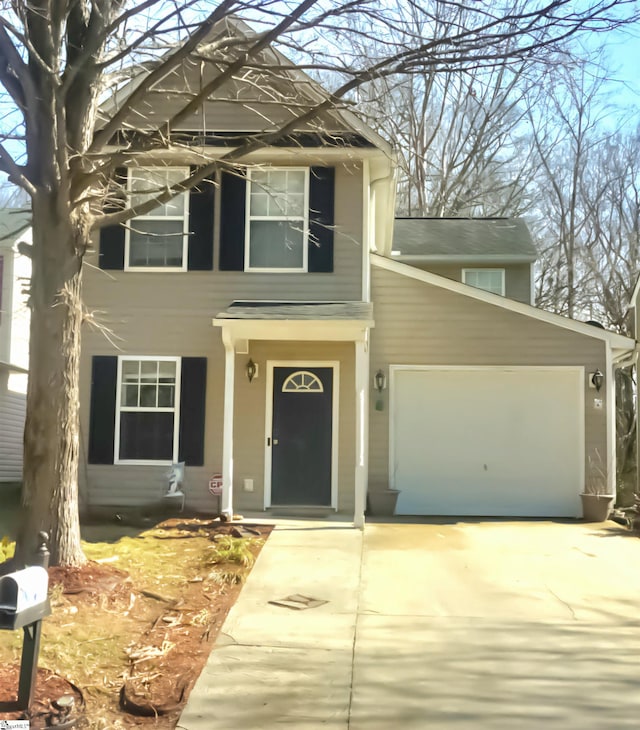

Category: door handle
[267, 437, 279, 446]
[273, 438, 279, 445]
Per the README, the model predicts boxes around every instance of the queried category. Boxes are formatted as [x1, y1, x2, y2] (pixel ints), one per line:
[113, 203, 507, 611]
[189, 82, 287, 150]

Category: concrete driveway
[179, 519, 640, 729]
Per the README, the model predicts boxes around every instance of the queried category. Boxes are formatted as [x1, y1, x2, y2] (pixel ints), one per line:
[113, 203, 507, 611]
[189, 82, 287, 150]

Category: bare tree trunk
[16, 194, 86, 567]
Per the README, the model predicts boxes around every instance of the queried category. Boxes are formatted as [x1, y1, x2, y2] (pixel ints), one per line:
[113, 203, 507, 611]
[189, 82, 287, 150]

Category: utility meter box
[0, 566, 51, 630]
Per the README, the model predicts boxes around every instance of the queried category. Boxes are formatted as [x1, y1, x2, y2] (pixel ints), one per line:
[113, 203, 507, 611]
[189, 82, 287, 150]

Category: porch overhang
[212, 301, 374, 345]
[213, 301, 372, 529]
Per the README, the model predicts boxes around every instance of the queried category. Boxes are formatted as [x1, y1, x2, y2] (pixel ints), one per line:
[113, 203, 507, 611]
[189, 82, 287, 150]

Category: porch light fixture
[374, 369, 387, 393]
[590, 369, 604, 392]
[246, 358, 257, 383]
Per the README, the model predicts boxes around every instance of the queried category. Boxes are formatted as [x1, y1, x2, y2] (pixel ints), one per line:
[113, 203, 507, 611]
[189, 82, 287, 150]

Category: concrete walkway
[178, 519, 640, 729]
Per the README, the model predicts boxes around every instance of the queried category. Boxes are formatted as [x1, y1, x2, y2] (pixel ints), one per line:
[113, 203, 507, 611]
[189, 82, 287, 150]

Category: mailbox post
[0, 532, 51, 712]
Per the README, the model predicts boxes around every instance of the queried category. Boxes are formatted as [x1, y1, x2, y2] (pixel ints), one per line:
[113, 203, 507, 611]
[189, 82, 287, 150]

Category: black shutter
[219, 169, 246, 271]
[308, 166, 335, 273]
[88, 356, 118, 464]
[99, 167, 127, 270]
[178, 357, 207, 466]
[187, 168, 215, 270]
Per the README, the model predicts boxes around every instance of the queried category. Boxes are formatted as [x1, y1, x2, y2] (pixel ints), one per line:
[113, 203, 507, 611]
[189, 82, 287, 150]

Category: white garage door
[392, 367, 584, 517]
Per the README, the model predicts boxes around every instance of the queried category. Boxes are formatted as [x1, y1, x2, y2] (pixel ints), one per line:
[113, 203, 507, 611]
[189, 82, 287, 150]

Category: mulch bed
[0, 519, 271, 729]
[0, 666, 83, 728]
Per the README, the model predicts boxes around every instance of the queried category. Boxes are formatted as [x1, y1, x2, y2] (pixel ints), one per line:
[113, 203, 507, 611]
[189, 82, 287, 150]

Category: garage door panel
[392, 368, 583, 517]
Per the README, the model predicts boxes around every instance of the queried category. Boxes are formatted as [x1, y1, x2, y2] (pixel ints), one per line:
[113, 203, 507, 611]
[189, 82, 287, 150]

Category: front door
[270, 366, 333, 505]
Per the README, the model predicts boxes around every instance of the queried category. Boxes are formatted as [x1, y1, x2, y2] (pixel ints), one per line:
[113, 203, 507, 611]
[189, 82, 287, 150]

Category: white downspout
[362, 159, 371, 303]
[221, 329, 235, 520]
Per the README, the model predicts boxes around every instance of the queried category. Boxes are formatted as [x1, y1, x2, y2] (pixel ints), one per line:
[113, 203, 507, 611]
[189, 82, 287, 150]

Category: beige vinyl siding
[80, 158, 364, 512]
[78, 334, 223, 510]
[407, 262, 532, 304]
[84, 161, 363, 305]
[0, 372, 25, 482]
[120, 61, 347, 134]
[369, 265, 607, 492]
[79, 340, 356, 515]
[212, 161, 363, 298]
[230, 341, 355, 514]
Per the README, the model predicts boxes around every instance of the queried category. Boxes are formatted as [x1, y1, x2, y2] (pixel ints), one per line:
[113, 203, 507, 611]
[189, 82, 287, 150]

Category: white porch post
[221, 331, 235, 520]
[354, 335, 369, 528]
[606, 344, 616, 498]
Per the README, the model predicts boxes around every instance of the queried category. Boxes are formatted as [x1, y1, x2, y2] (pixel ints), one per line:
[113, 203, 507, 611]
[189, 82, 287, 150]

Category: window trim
[244, 167, 310, 273]
[462, 268, 506, 297]
[124, 167, 190, 273]
[114, 355, 182, 465]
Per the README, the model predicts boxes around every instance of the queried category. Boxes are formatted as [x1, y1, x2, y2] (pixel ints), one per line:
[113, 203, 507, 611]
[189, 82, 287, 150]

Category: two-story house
[0, 209, 30, 484]
[79, 19, 635, 522]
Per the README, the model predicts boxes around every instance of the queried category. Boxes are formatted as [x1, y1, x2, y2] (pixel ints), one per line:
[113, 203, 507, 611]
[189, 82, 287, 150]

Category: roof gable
[100, 16, 391, 153]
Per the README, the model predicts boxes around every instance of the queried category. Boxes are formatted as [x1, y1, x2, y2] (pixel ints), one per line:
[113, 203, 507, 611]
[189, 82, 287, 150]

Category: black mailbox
[0, 566, 51, 631]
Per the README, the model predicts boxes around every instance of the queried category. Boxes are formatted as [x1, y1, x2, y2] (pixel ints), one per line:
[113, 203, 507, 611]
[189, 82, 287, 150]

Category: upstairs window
[126, 167, 189, 271]
[462, 268, 505, 296]
[245, 168, 309, 272]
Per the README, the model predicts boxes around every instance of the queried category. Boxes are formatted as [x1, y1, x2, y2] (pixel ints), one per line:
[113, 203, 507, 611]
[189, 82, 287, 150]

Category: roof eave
[390, 253, 537, 265]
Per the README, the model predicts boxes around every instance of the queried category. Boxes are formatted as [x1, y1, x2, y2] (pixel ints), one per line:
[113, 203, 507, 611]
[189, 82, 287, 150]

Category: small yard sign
[209, 474, 223, 496]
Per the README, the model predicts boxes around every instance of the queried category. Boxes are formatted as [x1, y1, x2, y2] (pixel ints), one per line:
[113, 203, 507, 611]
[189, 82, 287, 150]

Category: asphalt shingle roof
[0, 208, 31, 244]
[392, 218, 537, 260]
[216, 301, 373, 321]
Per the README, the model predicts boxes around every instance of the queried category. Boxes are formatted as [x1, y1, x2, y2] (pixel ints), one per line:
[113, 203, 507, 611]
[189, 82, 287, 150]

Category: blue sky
[594, 23, 640, 107]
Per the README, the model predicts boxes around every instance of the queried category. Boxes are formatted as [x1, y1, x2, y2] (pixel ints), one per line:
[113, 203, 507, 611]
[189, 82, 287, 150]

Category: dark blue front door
[271, 366, 333, 505]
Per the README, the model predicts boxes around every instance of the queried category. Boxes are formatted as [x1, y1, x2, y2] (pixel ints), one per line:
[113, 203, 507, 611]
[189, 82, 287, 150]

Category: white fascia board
[391, 253, 537, 264]
[212, 318, 373, 343]
[613, 345, 640, 366]
[372, 254, 635, 351]
[104, 145, 391, 167]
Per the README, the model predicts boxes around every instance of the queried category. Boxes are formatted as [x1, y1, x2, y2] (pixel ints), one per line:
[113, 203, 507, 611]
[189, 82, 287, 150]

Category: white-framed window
[125, 167, 189, 271]
[462, 268, 505, 296]
[114, 356, 181, 464]
[245, 167, 309, 272]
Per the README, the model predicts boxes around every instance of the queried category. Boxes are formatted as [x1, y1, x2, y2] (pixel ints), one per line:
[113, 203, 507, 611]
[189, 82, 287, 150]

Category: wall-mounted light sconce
[246, 358, 257, 383]
[589, 369, 604, 392]
[374, 369, 387, 393]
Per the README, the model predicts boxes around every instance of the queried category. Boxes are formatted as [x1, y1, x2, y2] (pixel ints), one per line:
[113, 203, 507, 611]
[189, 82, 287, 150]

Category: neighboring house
[78, 20, 635, 522]
[0, 209, 31, 483]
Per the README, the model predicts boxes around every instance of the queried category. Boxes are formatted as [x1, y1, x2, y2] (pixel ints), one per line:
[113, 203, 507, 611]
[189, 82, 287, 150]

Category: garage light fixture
[374, 369, 387, 393]
[590, 369, 604, 392]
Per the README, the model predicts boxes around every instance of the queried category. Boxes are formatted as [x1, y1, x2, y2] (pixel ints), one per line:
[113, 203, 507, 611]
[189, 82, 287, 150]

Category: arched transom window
[282, 371, 324, 393]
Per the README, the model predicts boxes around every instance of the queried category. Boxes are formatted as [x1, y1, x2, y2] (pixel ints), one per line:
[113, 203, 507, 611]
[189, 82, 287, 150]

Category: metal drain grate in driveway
[268, 594, 329, 610]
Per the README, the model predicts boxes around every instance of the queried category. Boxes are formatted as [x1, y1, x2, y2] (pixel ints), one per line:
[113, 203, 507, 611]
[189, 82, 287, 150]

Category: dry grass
[0, 519, 269, 726]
